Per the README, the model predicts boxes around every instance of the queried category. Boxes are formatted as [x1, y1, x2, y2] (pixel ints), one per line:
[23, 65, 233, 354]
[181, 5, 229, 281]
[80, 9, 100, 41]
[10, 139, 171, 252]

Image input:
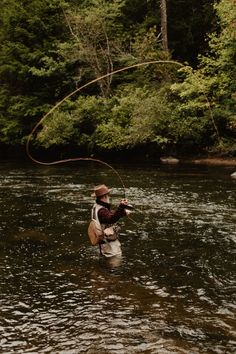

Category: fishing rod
[26, 60, 184, 210]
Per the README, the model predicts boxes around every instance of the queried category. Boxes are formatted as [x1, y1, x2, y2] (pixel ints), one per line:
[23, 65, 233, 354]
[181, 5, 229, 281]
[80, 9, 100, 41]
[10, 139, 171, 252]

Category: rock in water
[231, 172, 236, 179]
[160, 156, 180, 165]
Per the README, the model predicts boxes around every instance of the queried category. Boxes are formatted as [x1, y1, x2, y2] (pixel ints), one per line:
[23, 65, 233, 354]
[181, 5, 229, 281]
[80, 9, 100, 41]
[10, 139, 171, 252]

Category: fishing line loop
[26, 60, 184, 201]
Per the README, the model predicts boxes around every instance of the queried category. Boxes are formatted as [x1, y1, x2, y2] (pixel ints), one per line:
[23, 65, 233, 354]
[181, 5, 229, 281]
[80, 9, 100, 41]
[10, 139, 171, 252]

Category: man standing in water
[91, 184, 130, 261]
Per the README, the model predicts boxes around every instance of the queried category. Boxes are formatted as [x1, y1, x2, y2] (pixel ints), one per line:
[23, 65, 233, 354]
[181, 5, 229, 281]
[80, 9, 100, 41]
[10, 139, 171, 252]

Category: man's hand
[120, 199, 133, 215]
[120, 199, 129, 206]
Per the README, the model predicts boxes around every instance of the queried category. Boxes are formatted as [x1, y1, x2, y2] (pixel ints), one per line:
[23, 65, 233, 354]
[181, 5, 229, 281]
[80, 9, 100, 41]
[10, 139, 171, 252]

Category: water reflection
[0, 162, 235, 353]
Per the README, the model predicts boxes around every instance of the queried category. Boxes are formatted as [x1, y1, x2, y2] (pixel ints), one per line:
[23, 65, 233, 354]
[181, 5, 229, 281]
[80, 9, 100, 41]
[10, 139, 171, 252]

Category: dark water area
[0, 161, 235, 353]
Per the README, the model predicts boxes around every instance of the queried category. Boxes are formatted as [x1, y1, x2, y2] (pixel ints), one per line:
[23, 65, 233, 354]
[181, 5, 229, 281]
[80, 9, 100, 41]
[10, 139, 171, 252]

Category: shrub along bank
[0, 0, 235, 157]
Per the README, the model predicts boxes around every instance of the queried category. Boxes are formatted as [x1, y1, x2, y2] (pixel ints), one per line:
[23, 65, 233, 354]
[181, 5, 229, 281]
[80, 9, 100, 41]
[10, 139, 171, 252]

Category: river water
[0, 160, 235, 353]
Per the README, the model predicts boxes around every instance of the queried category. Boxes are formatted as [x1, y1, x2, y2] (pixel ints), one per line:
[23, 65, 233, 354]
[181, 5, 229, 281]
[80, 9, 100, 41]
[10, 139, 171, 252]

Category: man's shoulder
[97, 205, 109, 214]
[93, 203, 105, 210]
[94, 203, 107, 210]
[97, 204, 112, 219]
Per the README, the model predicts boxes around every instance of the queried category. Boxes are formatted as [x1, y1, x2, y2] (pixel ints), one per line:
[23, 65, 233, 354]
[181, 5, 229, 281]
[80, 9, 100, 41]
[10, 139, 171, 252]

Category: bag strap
[91, 204, 102, 223]
[91, 204, 106, 248]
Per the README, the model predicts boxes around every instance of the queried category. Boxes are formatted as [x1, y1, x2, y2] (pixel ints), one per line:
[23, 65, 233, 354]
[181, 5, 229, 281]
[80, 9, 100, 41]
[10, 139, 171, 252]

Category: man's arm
[98, 205, 126, 224]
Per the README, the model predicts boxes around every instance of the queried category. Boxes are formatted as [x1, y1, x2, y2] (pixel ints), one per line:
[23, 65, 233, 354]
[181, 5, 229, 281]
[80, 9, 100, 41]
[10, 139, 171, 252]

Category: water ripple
[0, 164, 235, 353]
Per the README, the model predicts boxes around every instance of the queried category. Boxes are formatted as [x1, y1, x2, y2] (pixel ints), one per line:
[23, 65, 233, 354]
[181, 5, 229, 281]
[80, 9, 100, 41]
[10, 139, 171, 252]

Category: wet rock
[231, 172, 236, 179]
[160, 156, 180, 165]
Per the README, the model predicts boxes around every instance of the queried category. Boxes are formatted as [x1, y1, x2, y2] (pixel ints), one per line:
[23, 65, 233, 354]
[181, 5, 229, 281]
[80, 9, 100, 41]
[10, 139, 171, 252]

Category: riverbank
[1, 143, 236, 167]
[176, 157, 236, 167]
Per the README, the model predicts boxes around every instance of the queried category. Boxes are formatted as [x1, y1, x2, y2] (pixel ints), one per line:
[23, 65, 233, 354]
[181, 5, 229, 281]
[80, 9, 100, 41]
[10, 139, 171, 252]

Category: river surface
[0, 160, 235, 354]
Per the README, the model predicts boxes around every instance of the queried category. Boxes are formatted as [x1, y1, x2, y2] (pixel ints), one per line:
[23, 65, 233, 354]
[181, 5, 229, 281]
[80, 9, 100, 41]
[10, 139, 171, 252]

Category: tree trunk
[160, 0, 168, 52]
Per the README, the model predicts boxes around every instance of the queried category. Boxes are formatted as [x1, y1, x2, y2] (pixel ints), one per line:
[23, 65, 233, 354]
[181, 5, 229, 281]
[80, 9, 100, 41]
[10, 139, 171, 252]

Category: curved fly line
[26, 60, 185, 197]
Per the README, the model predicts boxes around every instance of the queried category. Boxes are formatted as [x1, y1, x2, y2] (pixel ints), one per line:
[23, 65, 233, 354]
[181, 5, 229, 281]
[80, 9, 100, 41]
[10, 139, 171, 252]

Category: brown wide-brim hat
[91, 184, 112, 197]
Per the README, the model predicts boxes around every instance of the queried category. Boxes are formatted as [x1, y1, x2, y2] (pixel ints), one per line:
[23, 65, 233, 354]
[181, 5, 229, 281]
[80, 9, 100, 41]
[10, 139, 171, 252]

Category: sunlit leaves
[169, 0, 236, 153]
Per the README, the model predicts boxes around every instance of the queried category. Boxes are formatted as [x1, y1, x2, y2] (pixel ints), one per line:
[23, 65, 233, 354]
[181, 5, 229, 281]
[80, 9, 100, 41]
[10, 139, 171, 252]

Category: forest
[0, 0, 235, 159]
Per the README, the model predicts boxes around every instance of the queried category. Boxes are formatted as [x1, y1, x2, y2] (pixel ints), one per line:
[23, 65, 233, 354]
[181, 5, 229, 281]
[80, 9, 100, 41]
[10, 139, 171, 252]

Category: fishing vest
[92, 204, 117, 240]
[88, 204, 117, 246]
[87, 204, 104, 246]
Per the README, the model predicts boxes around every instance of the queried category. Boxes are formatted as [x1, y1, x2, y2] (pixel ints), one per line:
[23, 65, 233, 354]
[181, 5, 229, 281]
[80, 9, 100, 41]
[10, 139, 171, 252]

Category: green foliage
[170, 0, 236, 152]
[37, 111, 77, 148]
[38, 86, 173, 151]
[63, 0, 127, 97]
[36, 0, 236, 156]
[94, 87, 171, 149]
[0, 0, 71, 144]
[38, 95, 113, 149]
[0, 0, 235, 156]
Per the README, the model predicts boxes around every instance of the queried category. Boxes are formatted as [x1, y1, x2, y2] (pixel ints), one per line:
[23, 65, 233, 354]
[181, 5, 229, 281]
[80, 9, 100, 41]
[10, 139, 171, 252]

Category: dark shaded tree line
[0, 0, 235, 157]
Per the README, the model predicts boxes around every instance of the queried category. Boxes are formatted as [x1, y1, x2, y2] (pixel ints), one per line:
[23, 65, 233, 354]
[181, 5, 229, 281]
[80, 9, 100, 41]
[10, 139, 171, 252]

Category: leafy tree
[37, 85, 175, 153]
[37, 95, 114, 150]
[121, 0, 216, 65]
[62, 0, 179, 97]
[1, 0, 234, 157]
[170, 0, 236, 153]
[63, 0, 127, 97]
[94, 87, 172, 150]
[0, 0, 71, 144]
[36, 0, 175, 152]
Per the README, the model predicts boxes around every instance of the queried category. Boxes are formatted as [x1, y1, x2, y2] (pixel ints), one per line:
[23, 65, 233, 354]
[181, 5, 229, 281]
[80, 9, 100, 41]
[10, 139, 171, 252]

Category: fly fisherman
[91, 184, 130, 261]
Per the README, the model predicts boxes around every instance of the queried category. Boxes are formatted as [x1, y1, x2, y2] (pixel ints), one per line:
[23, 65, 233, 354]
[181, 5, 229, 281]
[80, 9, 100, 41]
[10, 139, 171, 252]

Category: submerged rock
[231, 172, 236, 179]
[160, 156, 180, 165]
[8, 230, 49, 246]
